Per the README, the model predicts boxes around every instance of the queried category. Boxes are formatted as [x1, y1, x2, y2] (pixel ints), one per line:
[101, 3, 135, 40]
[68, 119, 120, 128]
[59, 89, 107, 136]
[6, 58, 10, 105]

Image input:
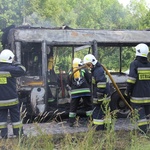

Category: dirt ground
[5, 118, 135, 138]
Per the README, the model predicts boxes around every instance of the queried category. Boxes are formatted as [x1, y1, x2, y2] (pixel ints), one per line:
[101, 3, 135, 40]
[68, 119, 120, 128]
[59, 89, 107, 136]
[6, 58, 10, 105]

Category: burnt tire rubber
[110, 88, 131, 118]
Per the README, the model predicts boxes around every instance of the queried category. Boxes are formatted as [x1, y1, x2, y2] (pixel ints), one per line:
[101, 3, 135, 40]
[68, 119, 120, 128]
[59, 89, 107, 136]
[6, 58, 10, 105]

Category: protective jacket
[91, 62, 110, 103]
[127, 56, 150, 104]
[0, 62, 26, 138]
[68, 68, 91, 98]
[0, 63, 26, 107]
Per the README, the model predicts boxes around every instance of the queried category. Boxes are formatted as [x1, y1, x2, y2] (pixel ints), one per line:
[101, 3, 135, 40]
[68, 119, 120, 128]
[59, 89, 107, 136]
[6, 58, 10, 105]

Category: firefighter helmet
[73, 58, 82, 66]
[83, 54, 97, 65]
[0, 49, 15, 63]
[135, 43, 149, 57]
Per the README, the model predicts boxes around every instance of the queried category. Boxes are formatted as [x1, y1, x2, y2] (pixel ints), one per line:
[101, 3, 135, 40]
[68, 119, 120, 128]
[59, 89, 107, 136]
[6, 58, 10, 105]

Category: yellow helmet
[72, 58, 82, 79]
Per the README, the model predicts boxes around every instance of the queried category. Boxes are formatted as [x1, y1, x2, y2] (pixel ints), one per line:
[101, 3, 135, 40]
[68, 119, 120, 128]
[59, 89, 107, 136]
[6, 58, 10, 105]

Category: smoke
[25, 13, 55, 27]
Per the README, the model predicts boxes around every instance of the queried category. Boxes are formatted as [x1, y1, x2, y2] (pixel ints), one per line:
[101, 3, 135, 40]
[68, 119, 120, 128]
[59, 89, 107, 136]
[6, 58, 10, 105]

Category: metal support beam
[15, 42, 21, 63]
[92, 40, 98, 59]
[72, 47, 74, 64]
[42, 40, 48, 109]
[119, 47, 122, 73]
[42, 41, 47, 76]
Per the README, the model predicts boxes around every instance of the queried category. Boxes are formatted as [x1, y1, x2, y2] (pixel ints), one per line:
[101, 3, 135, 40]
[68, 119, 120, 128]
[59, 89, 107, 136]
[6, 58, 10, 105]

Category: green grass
[0, 122, 149, 150]
[1, 104, 149, 150]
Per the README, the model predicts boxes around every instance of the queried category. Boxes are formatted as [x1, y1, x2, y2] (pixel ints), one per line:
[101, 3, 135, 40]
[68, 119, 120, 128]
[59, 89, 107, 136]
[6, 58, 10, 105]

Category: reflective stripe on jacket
[0, 63, 26, 108]
[0, 98, 19, 107]
[71, 88, 91, 95]
[127, 57, 150, 104]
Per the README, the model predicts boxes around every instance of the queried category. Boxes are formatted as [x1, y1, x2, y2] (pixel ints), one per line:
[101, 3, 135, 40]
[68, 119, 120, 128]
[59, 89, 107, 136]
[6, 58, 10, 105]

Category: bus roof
[4, 25, 150, 47]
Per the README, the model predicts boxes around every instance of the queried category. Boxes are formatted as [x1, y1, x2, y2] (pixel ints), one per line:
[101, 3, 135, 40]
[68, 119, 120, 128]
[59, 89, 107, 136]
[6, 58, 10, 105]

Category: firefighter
[126, 43, 150, 134]
[0, 49, 26, 139]
[68, 58, 93, 127]
[83, 54, 111, 131]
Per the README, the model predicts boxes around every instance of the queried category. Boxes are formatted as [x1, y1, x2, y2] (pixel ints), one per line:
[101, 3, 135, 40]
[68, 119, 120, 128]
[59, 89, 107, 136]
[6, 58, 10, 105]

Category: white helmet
[83, 54, 97, 65]
[0, 49, 15, 63]
[135, 43, 149, 57]
[73, 58, 82, 66]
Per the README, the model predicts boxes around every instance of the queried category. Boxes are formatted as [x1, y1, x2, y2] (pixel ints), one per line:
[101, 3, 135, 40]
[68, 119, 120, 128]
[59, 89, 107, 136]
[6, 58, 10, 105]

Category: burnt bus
[2, 25, 150, 121]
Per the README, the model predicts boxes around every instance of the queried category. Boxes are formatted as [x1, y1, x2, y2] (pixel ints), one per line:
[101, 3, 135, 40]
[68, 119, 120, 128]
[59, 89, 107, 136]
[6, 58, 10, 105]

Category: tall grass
[0, 122, 150, 150]
[0, 104, 150, 150]
[0, 121, 150, 150]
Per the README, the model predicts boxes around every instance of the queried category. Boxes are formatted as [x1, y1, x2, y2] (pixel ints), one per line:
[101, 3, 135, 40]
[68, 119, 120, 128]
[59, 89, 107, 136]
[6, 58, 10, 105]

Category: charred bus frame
[2, 26, 150, 120]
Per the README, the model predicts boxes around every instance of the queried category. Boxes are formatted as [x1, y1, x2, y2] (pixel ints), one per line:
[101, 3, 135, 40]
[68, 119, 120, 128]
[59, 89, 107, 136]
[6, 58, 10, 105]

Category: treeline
[0, 0, 150, 72]
[1, 0, 150, 30]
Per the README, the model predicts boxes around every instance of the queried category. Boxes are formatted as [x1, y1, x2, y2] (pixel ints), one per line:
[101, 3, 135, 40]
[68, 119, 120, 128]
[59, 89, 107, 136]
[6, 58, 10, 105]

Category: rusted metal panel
[18, 76, 45, 87]
[10, 28, 150, 46]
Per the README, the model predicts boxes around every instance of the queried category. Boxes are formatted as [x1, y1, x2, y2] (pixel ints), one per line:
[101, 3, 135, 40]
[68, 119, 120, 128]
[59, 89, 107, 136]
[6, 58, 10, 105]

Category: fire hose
[70, 63, 133, 113]
[101, 64, 133, 113]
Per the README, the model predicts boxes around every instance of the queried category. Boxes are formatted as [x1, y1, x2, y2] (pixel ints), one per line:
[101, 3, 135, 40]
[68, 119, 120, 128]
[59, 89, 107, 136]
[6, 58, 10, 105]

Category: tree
[0, 0, 150, 70]
[126, 0, 149, 29]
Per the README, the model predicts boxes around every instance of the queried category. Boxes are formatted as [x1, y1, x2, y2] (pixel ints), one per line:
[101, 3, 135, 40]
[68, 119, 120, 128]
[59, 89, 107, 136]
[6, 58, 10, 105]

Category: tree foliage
[0, 0, 150, 71]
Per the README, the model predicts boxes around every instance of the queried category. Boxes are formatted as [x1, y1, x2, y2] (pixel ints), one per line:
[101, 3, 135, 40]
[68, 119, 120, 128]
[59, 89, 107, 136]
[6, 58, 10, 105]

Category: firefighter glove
[97, 92, 104, 99]
[124, 90, 131, 98]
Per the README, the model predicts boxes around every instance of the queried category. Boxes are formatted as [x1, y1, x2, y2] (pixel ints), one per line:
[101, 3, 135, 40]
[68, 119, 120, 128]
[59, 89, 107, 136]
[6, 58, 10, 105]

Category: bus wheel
[110, 89, 131, 118]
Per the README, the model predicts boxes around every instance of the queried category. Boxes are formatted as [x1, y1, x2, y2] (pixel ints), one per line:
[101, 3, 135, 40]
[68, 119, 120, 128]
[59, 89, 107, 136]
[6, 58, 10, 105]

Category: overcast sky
[118, 0, 150, 7]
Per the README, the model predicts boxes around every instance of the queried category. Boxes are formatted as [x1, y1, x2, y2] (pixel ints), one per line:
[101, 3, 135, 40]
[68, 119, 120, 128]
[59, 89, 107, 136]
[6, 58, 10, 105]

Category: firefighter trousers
[0, 104, 23, 138]
[131, 103, 150, 133]
[92, 102, 111, 131]
[69, 96, 93, 125]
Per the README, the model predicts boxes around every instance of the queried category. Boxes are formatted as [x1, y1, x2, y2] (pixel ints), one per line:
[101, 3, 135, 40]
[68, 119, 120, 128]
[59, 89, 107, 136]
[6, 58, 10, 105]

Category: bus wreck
[2, 25, 150, 121]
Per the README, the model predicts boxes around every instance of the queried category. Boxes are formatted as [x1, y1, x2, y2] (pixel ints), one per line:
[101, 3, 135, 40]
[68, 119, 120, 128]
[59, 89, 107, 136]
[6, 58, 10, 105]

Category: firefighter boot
[138, 125, 147, 135]
[69, 117, 75, 127]
[95, 125, 104, 131]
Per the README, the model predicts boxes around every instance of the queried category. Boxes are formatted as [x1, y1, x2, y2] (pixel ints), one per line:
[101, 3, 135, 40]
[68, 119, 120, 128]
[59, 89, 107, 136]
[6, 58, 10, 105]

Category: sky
[118, 0, 150, 7]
